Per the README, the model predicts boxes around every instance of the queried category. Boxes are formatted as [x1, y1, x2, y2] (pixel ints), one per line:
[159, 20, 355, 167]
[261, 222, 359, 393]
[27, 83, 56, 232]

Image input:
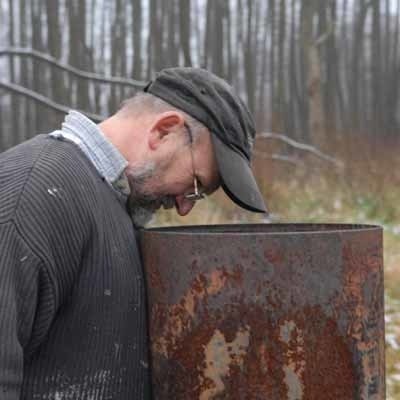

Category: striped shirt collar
[50, 110, 131, 196]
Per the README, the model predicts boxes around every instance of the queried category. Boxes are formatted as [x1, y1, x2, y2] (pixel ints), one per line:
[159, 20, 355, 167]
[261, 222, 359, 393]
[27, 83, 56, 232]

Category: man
[0, 68, 266, 399]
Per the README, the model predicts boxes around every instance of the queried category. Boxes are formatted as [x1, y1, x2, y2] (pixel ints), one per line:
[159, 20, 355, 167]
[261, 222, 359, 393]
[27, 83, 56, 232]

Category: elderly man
[0, 68, 266, 399]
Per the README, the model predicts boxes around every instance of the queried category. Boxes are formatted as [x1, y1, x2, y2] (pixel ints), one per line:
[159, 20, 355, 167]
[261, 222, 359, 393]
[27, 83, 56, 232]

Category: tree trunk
[212, 0, 224, 77]
[148, 0, 162, 77]
[307, 0, 324, 146]
[257, 3, 271, 129]
[203, 0, 213, 68]
[167, 0, 179, 67]
[96, 0, 108, 114]
[243, 0, 255, 113]
[77, 0, 90, 111]
[233, 0, 244, 88]
[46, 0, 64, 128]
[299, 0, 313, 142]
[0, 0, 7, 149]
[386, 0, 400, 135]
[19, 0, 31, 142]
[68, 0, 90, 111]
[193, 0, 202, 66]
[350, 0, 370, 132]
[110, 0, 127, 112]
[371, 0, 382, 135]
[225, 0, 233, 82]
[132, 0, 142, 78]
[8, 0, 19, 145]
[32, 0, 45, 132]
[289, 0, 300, 138]
[269, 0, 276, 124]
[179, 0, 192, 66]
[276, 0, 286, 132]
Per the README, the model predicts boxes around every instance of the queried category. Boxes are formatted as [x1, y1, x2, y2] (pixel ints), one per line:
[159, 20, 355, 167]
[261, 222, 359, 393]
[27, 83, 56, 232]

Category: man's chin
[130, 206, 155, 228]
[127, 192, 176, 228]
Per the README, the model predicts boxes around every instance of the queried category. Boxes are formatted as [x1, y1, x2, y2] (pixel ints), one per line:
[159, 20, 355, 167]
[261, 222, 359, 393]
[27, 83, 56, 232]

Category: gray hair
[118, 92, 207, 142]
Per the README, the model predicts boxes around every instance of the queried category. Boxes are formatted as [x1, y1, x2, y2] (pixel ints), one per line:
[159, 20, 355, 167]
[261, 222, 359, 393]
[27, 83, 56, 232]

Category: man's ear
[148, 111, 185, 150]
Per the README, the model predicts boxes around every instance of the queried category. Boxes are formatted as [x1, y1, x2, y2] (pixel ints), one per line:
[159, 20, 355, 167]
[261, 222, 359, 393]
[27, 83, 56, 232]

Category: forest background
[0, 0, 400, 397]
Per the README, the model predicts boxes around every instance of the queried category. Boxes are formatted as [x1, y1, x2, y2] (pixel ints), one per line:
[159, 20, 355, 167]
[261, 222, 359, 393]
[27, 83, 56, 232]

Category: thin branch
[253, 150, 304, 167]
[0, 47, 147, 88]
[0, 80, 104, 122]
[258, 132, 344, 168]
[315, 21, 334, 47]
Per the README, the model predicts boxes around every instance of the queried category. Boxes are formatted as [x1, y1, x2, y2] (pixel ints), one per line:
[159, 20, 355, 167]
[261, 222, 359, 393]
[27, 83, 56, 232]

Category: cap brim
[211, 134, 268, 213]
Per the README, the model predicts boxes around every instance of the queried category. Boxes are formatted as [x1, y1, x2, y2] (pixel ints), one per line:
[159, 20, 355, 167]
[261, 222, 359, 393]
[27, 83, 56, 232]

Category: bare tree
[212, 0, 225, 78]
[8, 0, 19, 144]
[31, 0, 45, 132]
[179, 0, 192, 67]
[166, 0, 179, 67]
[203, 0, 213, 69]
[269, 0, 276, 126]
[371, 0, 383, 135]
[243, 0, 256, 113]
[68, 0, 90, 111]
[276, 0, 286, 132]
[350, 0, 371, 132]
[224, 0, 233, 82]
[110, 0, 127, 112]
[46, 0, 64, 128]
[147, 0, 162, 77]
[132, 0, 142, 78]
[289, 0, 300, 139]
[387, 0, 400, 135]
[257, 3, 271, 129]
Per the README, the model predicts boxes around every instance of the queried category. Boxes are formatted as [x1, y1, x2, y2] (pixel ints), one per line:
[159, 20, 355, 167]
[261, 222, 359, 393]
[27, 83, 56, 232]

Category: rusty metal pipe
[140, 224, 384, 399]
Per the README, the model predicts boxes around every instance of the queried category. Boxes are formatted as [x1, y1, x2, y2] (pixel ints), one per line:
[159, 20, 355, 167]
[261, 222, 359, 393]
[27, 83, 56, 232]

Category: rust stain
[152, 274, 207, 358]
[152, 267, 245, 360]
[337, 240, 384, 399]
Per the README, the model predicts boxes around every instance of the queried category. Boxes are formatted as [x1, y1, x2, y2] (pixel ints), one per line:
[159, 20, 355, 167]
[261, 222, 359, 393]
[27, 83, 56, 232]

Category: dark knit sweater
[0, 135, 150, 399]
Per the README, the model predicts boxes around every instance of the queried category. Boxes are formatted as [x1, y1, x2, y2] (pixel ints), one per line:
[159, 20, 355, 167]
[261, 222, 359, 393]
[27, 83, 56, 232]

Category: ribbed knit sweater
[0, 135, 150, 399]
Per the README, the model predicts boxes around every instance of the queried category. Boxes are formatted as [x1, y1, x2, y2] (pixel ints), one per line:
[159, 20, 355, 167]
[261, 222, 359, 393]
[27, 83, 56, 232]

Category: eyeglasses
[183, 122, 206, 202]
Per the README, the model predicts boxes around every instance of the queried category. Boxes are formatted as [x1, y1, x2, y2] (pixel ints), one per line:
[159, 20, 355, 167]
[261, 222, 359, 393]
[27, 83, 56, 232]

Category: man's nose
[175, 195, 196, 216]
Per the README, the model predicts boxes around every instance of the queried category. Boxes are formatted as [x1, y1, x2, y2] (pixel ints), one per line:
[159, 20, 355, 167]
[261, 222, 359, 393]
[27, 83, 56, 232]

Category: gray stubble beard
[125, 161, 170, 228]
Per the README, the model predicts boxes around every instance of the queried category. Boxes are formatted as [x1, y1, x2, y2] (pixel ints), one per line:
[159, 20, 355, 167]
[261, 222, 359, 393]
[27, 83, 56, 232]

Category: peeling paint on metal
[200, 326, 250, 399]
[279, 320, 297, 344]
[279, 320, 305, 400]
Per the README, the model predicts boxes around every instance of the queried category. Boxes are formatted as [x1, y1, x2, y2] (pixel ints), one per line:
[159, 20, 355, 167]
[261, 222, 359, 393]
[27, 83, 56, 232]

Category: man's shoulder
[0, 133, 87, 169]
[0, 134, 48, 170]
[0, 135, 49, 222]
[0, 135, 101, 222]
[0, 134, 99, 186]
